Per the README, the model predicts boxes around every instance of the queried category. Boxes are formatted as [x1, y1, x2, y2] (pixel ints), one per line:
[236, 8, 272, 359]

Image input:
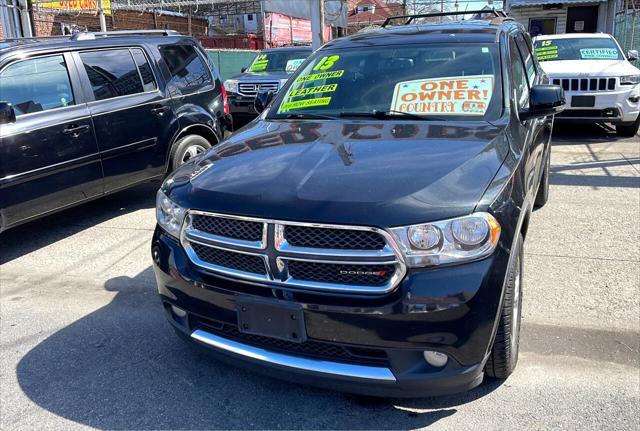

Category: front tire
[485, 233, 523, 379]
[169, 135, 212, 172]
[615, 115, 640, 137]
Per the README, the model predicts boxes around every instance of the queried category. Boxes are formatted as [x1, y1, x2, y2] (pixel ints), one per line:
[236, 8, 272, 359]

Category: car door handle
[62, 124, 90, 137]
[151, 105, 170, 116]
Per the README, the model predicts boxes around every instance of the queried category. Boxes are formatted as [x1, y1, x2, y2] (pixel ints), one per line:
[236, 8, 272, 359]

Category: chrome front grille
[238, 81, 279, 97]
[553, 77, 617, 92]
[181, 211, 406, 294]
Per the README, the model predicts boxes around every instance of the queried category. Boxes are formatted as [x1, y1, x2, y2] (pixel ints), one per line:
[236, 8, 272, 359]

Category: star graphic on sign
[473, 85, 479, 89]
[480, 79, 486, 83]
[403, 84, 409, 88]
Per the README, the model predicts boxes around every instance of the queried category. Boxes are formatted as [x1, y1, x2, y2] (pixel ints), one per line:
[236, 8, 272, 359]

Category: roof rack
[381, 9, 508, 28]
[70, 29, 180, 40]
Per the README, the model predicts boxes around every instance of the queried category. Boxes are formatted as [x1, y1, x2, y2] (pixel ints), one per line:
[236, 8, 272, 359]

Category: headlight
[156, 189, 187, 238]
[620, 74, 640, 85]
[224, 79, 238, 93]
[389, 212, 500, 268]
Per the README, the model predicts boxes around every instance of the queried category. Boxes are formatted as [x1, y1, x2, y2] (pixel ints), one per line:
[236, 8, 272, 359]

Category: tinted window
[271, 44, 502, 121]
[131, 48, 156, 92]
[510, 39, 529, 111]
[247, 49, 312, 73]
[159, 44, 212, 94]
[80, 49, 144, 100]
[534, 37, 624, 61]
[0, 55, 75, 116]
[516, 35, 536, 87]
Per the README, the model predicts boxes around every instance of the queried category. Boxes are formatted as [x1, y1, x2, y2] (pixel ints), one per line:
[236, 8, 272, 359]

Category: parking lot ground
[0, 124, 638, 430]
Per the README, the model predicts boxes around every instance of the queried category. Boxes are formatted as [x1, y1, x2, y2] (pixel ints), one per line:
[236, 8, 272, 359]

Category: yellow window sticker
[390, 75, 494, 116]
[279, 97, 332, 112]
[249, 54, 269, 72]
[535, 43, 559, 61]
[312, 55, 340, 71]
[288, 83, 338, 98]
[295, 70, 344, 84]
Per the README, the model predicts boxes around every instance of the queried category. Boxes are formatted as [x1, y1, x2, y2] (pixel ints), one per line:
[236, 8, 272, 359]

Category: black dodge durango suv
[0, 30, 229, 232]
[152, 14, 565, 397]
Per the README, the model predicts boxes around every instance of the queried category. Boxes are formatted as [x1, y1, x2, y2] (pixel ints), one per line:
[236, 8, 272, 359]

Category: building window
[357, 5, 374, 13]
[247, 14, 254, 21]
[529, 18, 557, 37]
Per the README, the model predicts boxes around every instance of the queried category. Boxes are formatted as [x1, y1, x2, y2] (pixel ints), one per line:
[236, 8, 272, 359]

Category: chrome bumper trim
[191, 329, 397, 382]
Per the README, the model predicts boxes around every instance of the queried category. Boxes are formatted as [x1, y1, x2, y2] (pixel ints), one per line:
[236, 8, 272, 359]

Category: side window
[510, 38, 529, 111]
[131, 48, 156, 92]
[80, 49, 144, 101]
[516, 34, 536, 86]
[0, 55, 75, 116]
[159, 44, 212, 94]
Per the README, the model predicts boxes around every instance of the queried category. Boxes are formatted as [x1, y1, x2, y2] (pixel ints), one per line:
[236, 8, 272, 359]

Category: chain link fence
[614, 10, 639, 53]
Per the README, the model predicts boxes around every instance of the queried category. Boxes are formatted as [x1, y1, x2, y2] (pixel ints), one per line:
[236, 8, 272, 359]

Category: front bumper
[554, 85, 640, 123]
[152, 227, 510, 397]
[227, 93, 259, 116]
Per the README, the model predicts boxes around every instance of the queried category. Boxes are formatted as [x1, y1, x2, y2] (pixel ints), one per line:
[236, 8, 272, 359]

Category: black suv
[0, 30, 230, 232]
[152, 14, 565, 397]
[223, 46, 312, 127]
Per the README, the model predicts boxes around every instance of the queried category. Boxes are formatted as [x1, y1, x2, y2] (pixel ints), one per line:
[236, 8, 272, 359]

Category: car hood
[166, 119, 509, 227]
[228, 71, 292, 81]
[539, 59, 640, 77]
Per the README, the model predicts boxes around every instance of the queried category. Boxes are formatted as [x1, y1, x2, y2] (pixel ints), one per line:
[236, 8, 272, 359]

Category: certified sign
[580, 48, 619, 59]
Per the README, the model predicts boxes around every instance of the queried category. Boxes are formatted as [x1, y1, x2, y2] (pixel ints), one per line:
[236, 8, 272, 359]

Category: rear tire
[169, 135, 212, 172]
[485, 233, 523, 379]
[615, 115, 640, 137]
[534, 149, 550, 209]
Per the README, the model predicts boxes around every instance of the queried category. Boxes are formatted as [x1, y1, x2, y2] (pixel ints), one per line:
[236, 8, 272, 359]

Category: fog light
[629, 96, 639, 103]
[423, 350, 448, 367]
[171, 305, 187, 318]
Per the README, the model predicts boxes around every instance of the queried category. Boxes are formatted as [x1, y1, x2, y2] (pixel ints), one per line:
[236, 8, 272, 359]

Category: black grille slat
[191, 243, 266, 275]
[608, 78, 616, 90]
[192, 214, 263, 242]
[197, 318, 388, 365]
[284, 225, 386, 250]
[598, 78, 606, 90]
[288, 261, 395, 286]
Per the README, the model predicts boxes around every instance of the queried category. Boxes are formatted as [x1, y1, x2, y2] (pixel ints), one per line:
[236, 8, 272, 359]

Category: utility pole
[97, 0, 107, 31]
[311, 0, 324, 50]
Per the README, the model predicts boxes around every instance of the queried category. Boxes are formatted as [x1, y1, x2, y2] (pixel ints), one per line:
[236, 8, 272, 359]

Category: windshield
[534, 37, 624, 61]
[269, 44, 503, 121]
[247, 49, 311, 73]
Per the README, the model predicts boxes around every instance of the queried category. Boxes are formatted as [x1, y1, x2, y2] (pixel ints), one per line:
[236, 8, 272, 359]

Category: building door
[566, 6, 598, 33]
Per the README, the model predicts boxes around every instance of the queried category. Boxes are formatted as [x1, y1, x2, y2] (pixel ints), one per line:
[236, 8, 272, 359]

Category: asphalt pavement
[0, 123, 638, 430]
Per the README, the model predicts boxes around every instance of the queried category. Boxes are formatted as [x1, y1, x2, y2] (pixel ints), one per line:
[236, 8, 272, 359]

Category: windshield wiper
[339, 110, 445, 121]
[281, 112, 339, 120]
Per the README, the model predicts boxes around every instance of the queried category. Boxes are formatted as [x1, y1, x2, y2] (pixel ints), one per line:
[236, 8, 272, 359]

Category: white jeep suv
[533, 33, 640, 137]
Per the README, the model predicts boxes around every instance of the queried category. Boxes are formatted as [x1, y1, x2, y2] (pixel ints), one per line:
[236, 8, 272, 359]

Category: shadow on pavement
[548, 123, 639, 188]
[551, 123, 622, 144]
[15, 267, 501, 430]
[0, 181, 159, 265]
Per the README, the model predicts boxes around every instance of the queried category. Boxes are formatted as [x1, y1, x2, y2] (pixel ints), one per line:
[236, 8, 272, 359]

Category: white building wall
[509, 6, 568, 33]
[508, 1, 616, 35]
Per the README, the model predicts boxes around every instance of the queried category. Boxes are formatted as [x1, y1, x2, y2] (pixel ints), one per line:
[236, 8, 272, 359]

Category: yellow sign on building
[38, 0, 112, 15]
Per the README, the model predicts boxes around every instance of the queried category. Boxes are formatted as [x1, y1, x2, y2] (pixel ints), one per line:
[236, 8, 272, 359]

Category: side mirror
[241, 66, 248, 73]
[0, 101, 16, 125]
[519, 85, 565, 121]
[254, 90, 274, 113]
[628, 50, 638, 62]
